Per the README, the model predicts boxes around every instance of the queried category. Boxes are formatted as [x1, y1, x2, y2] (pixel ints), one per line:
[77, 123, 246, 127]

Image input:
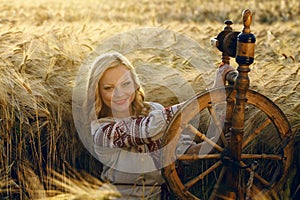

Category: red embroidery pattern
[164, 104, 180, 123]
[93, 104, 181, 153]
[92, 103, 184, 170]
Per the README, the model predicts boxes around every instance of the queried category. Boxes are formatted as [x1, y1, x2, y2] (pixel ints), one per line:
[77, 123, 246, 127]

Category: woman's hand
[184, 136, 219, 155]
[212, 63, 236, 88]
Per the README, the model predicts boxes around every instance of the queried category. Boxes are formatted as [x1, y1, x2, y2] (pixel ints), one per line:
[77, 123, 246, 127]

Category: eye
[121, 81, 132, 88]
[103, 86, 113, 91]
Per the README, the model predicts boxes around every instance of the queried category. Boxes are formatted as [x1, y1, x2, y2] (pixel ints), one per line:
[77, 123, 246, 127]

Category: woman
[87, 52, 234, 199]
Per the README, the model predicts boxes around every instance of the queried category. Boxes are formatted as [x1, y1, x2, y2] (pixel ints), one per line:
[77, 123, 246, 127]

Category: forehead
[100, 65, 132, 85]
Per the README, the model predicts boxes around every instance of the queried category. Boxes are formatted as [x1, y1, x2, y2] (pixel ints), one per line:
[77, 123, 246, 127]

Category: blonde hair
[87, 52, 150, 120]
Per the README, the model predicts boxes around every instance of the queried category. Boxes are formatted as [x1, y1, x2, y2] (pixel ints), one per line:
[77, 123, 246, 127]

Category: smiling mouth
[113, 99, 127, 105]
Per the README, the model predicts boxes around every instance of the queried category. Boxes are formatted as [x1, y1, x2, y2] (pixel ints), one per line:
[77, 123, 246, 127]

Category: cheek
[129, 90, 136, 103]
[126, 84, 136, 95]
[100, 90, 112, 106]
[127, 87, 136, 96]
[124, 85, 135, 97]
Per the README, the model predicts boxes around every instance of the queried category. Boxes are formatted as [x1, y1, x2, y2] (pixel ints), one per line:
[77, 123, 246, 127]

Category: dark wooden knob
[224, 20, 233, 31]
[224, 20, 233, 26]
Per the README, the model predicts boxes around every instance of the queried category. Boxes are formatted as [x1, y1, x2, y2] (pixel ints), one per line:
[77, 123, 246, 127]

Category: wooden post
[225, 9, 256, 199]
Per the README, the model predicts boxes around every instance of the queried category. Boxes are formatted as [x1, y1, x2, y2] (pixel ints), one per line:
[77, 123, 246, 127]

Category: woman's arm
[212, 63, 237, 88]
[92, 103, 182, 148]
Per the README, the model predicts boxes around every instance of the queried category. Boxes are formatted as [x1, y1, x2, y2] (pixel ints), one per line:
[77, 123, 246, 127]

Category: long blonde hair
[87, 52, 150, 120]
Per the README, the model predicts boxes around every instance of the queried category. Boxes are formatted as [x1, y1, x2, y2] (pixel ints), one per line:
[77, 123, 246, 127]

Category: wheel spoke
[186, 124, 223, 152]
[240, 161, 271, 187]
[250, 185, 275, 199]
[178, 154, 220, 161]
[184, 161, 222, 190]
[207, 105, 227, 146]
[242, 118, 271, 148]
[241, 153, 283, 160]
[209, 166, 227, 200]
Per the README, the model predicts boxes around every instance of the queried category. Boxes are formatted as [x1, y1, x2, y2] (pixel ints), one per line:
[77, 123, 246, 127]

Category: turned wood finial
[242, 9, 252, 33]
[236, 9, 256, 66]
[224, 20, 233, 31]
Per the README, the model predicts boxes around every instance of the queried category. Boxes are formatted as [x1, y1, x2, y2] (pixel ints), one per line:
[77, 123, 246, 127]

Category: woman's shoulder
[146, 102, 164, 111]
[91, 117, 114, 133]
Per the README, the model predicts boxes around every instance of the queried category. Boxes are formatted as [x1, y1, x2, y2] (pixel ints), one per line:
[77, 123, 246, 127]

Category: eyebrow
[101, 76, 133, 87]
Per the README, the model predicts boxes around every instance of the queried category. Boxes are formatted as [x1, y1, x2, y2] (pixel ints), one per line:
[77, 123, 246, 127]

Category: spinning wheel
[162, 87, 294, 199]
[162, 10, 294, 200]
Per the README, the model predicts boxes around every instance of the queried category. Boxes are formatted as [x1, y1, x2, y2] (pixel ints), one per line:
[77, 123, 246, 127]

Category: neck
[107, 107, 134, 119]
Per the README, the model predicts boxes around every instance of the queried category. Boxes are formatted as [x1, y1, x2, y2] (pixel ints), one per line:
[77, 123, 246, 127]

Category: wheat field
[0, 0, 299, 199]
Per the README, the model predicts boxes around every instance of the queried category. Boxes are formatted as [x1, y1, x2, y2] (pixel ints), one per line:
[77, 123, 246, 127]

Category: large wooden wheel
[162, 86, 294, 199]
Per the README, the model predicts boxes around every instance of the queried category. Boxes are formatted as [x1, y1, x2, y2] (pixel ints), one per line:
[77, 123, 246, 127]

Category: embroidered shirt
[92, 102, 181, 152]
[90, 102, 194, 200]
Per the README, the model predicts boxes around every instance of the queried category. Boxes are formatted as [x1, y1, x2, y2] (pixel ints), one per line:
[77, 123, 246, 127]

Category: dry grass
[0, 0, 299, 199]
[12, 162, 120, 200]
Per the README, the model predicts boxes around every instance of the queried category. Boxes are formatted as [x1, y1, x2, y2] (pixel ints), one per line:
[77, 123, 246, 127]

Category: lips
[113, 99, 127, 105]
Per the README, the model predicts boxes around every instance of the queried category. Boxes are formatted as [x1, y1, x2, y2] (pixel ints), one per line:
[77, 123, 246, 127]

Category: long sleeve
[92, 102, 182, 149]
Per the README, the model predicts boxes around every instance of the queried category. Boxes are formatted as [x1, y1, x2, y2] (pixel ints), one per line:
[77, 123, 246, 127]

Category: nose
[113, 87, 123, 97]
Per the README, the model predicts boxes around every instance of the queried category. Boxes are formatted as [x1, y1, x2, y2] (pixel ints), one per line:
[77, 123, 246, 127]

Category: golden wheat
[0, 0, 299, 199]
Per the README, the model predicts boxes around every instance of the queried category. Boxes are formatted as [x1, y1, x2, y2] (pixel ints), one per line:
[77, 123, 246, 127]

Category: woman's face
[99, 65, 136, 118]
